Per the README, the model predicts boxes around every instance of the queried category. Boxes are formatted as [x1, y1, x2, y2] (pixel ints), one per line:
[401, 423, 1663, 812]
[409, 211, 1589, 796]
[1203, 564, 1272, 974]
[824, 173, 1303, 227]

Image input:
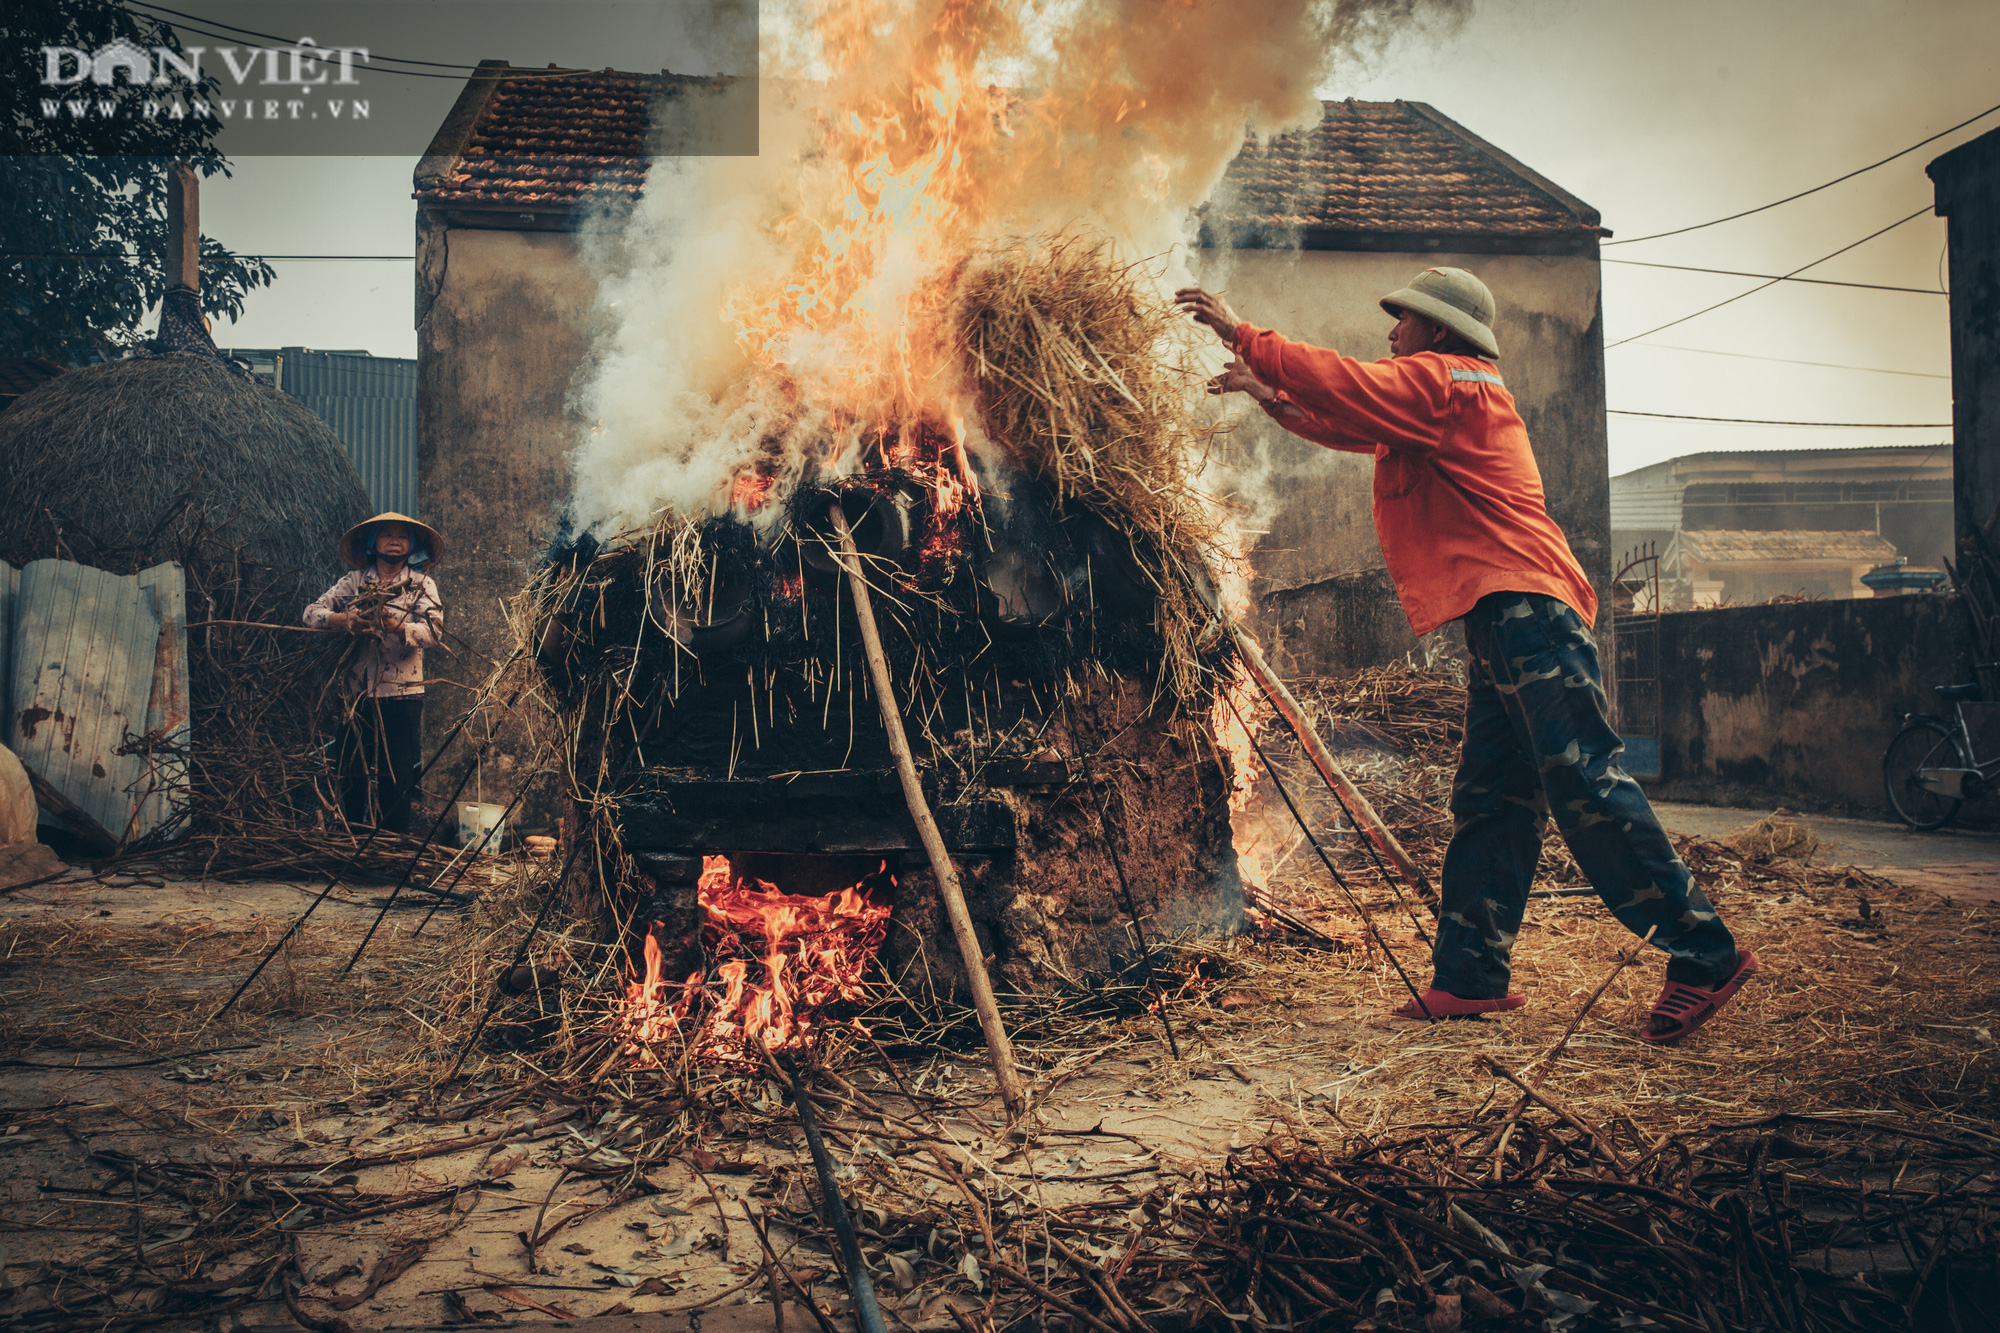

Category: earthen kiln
[532, 457, 1248, 1004]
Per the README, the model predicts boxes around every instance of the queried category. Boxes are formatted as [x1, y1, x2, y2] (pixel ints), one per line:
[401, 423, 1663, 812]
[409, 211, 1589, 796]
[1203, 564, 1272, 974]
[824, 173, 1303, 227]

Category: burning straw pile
[518, 235, 1254, 967]
[953, 234, 1236, 706]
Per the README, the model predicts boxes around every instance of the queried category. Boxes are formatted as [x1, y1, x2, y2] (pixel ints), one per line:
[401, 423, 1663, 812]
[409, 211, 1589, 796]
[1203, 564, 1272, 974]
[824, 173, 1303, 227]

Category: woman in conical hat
[303, 513, 446, 836]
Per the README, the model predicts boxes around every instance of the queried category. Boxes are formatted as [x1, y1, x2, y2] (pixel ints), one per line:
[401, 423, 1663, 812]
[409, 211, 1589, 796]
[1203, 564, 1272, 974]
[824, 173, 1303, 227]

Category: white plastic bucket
[456, 801, 508, 853]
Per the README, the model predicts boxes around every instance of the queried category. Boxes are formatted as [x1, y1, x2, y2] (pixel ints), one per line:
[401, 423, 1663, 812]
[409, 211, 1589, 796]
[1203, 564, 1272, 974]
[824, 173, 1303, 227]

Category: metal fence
[272, 349, 418, 515]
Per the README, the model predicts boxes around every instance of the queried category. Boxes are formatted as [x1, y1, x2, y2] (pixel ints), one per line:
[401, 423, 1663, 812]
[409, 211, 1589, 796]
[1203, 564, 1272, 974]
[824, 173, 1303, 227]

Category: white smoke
[566, 0, 1466, 538]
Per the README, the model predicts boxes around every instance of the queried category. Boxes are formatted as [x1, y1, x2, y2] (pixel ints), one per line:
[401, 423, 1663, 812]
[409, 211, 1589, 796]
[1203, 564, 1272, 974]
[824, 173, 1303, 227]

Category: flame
[1214, 668, 1268, 891]
[725, 3, 1000, 421]
[619, 855, 892, 1062]
[708, 3, 1013, 518]
[729, 466, 777, 515]
[566, 0, 1363, 538]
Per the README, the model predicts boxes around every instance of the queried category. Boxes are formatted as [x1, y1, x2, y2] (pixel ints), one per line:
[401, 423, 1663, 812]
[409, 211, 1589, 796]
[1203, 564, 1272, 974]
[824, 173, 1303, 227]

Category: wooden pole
[828, 506, 1027, 1117]
[165, 162, 200, 293]
[1230, 629, 1438, 910]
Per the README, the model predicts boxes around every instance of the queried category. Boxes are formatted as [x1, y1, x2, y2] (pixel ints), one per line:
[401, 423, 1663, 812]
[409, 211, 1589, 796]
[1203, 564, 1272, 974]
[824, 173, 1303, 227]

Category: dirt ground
[4, 802, 1998, 1331]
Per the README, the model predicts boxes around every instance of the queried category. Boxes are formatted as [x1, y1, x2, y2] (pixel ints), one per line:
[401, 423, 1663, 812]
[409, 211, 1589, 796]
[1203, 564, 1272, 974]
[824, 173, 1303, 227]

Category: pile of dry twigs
[1090, 1113, 1995, 1333]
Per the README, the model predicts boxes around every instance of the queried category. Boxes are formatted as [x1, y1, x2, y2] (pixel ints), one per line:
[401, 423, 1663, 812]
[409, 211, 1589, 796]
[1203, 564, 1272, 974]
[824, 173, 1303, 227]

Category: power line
[1602, 257, 1945, 295]
[1603, 99, 2000, 246]
[1636, 343, 1949, 380]
[124, 0, 481, 69]
[1604, 207, 1932, 350]
[124, 1, 620, 81]
[117, 14, 473, 79]
[1609, 410, 1950, 428]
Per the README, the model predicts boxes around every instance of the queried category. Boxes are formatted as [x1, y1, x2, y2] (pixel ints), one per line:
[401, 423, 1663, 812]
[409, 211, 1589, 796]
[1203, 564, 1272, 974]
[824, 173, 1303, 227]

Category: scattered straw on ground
[4, 665, 1999, 1331]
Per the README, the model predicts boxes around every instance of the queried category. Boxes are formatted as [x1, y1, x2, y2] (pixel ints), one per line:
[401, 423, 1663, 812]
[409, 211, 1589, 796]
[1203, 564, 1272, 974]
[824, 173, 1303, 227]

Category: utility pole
[164, 161, 199, 294]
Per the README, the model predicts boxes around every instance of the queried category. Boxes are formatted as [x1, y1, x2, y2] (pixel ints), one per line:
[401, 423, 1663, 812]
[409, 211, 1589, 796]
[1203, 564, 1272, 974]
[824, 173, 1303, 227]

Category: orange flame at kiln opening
[1214, 669, 1270, 891]
[618, 856, 893, 1063]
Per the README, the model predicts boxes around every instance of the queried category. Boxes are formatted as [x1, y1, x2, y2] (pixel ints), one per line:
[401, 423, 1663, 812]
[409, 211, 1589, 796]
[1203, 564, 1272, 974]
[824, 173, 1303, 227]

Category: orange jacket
[1234, 323, 1597, 637]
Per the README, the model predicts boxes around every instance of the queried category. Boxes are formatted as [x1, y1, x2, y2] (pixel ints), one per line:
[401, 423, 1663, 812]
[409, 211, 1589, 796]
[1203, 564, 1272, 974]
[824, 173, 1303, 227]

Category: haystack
[0, 353, 369, 593]
[0, 353, 375, 853]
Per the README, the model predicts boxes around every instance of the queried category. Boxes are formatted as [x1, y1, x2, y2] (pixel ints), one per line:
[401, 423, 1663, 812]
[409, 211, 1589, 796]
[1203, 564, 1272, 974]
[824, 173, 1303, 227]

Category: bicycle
[1883, 668, 2000, 829]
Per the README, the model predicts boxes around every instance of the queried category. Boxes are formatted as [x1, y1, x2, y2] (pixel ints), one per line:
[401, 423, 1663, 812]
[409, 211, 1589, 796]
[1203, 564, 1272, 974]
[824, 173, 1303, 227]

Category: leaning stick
[1231, 630, 1437, 910]
[1224, 693, 1434, 1022]
[828, 506, 1028, 1117]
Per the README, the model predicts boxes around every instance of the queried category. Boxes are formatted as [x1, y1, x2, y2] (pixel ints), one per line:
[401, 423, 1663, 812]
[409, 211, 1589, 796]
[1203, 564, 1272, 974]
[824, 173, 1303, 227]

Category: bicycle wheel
[1883, 718, 1968, 830]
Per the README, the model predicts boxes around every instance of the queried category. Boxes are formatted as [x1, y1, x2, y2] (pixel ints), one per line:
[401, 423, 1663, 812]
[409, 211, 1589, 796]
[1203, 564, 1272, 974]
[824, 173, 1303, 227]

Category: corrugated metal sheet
[2, 559, 188, 848]
[279, 350, 418, 514]
[1608, 484, 1683, 529]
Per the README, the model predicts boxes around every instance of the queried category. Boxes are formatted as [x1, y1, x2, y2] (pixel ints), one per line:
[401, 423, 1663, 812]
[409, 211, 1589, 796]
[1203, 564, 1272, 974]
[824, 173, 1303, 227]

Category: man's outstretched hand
[1207, 357, 1276, 401]
[1174, 286, 1241, 345]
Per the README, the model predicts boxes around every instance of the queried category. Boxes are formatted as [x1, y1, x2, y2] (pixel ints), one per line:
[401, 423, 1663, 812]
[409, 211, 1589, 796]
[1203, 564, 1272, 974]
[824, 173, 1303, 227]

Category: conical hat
[341, 511, 444, 570]
[1379, 266, 1500, 357]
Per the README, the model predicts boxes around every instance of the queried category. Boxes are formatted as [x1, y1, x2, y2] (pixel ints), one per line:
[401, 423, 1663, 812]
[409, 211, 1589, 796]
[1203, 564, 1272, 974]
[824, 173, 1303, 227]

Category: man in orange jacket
[1177, 268, 1756, 1043]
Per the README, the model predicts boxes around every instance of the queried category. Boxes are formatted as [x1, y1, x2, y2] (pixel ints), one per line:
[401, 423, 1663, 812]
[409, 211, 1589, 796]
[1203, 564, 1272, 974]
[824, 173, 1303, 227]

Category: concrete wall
[415, 220, 599, 811]
[1930, 129, 2000, 553]
[1645, 594, 1972, 818]
[1204, 247, 1608, 677]
[1261, 567, 1465, 680]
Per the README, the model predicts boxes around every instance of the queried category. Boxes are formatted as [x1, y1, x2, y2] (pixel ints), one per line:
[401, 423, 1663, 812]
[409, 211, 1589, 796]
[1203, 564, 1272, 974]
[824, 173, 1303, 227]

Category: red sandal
[1639, 951, 1759, 1044]
[1391, 988, 1527, 1020]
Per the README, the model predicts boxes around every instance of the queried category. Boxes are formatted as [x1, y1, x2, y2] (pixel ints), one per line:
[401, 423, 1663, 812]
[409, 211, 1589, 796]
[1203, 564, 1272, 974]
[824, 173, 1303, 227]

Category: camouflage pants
[1432, 592, 1739, 999]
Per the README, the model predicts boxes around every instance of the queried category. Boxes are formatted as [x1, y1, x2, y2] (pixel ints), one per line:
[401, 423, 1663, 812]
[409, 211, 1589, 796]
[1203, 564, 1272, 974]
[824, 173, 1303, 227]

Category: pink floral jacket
[303, 568, 444, 699]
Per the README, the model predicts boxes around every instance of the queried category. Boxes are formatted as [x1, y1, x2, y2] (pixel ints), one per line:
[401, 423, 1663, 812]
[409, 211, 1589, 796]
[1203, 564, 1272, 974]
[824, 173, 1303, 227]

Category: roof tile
[1209, 101, 1600, 239]
[1674, 530, 1901, 564]
[421, 79, 1599, 244]
[418, 68, 689, 209]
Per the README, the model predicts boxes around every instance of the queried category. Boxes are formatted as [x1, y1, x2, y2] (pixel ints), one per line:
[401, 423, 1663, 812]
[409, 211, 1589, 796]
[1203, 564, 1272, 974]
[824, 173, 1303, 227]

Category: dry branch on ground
[4, 664, 1999, 1332]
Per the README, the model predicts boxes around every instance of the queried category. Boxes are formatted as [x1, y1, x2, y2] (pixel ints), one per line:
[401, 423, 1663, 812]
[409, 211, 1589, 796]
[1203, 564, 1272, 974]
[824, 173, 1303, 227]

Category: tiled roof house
[1665, 528, 1904, 606]
[1205, 100, 1608, 254]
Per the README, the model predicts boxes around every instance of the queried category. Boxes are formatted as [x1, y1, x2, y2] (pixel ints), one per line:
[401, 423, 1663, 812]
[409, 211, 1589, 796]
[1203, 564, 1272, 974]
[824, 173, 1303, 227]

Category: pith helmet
[1380, 267, 1499, 357]
[341, 512, 445, 570]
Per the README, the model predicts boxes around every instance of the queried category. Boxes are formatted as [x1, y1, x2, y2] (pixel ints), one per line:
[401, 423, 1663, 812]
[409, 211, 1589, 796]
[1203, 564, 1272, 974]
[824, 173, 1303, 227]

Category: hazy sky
[199, 0, 1996, 475]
